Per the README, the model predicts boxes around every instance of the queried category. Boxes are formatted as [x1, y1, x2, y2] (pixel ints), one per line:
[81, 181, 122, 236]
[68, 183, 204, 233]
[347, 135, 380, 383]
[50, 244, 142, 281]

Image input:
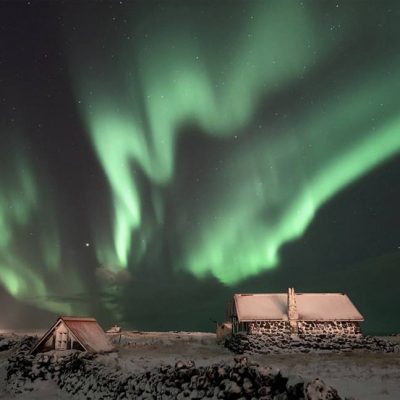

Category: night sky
[1, 1, 400, 334]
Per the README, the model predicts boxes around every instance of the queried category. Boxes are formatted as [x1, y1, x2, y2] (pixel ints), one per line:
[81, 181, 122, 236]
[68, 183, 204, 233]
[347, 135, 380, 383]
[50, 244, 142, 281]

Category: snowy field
[1, 331, 400, 399]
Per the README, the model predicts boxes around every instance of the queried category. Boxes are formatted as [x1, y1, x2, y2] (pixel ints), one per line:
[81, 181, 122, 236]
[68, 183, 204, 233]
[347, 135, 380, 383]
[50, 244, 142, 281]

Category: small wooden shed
[30, 316, 114, 354]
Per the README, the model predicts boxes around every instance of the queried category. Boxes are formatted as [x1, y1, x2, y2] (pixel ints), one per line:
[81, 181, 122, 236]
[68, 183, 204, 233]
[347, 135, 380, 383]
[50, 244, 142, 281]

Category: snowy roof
[31, 316, 114, 354]
[61, 317, 114, 352]
[234, 293, 364, 322]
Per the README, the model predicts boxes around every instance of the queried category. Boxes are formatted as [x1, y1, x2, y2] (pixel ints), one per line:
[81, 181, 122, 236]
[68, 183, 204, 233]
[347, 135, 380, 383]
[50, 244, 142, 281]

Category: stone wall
[297, 321, 360, 336]
[247, 320, 360, 336]
[248, 321, 291, 335]
[225, 332, 400, 355]
[6, 344, 343, 400]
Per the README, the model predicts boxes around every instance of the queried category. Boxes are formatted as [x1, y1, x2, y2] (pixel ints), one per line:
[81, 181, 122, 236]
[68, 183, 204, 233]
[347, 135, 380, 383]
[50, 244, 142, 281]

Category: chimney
[287, 288, 298, 334]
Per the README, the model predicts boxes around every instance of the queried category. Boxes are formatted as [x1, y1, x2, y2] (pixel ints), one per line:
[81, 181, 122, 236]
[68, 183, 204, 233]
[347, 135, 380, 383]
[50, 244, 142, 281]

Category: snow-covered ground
[112, 332, 400, 399]
[1, 331, 400, 399]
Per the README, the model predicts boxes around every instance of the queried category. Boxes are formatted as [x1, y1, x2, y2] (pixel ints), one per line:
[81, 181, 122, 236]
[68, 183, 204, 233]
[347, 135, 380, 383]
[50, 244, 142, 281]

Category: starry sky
[1, 1, 400, 334]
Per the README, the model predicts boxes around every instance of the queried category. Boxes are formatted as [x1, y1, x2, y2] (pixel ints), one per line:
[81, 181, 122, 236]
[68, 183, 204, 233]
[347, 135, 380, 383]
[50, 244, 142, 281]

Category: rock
[274, 393, 288, 400]
[189, 389, 204, 399]
[242, 377, 254, 394]
[175, 360, 195, 370]
[0, 338, 16, 351]
[305, 378, 341, 400]
[220, 379, 242, 395]
[258, 386, 272, 396]
[286, 374, 305, 398]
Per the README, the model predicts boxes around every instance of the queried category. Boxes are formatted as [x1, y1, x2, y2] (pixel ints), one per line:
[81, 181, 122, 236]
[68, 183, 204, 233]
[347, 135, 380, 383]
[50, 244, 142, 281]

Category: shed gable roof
[234, 293, 364, 322]
[61, 317, 114, 352]
[31, 316, 114, 354]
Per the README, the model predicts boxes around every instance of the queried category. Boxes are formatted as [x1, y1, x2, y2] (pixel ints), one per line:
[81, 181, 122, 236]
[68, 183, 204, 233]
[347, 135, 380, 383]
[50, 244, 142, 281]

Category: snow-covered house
[229, 288, 364, 336]
[30, 316, 114, 354]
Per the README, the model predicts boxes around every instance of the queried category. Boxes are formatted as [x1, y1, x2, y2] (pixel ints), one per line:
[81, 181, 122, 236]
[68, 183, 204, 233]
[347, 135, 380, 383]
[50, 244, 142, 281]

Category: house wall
[232, 318, 249, 334]
[297, 321, 361, 335]
[248, 321, 291, 335]
[246, 320, 360, 335]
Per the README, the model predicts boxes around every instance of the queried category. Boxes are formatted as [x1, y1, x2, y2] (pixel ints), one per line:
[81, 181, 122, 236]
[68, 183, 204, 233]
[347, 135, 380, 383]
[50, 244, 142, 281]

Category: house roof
[31, 316, 114, 354]
[233, 293, 364, 322]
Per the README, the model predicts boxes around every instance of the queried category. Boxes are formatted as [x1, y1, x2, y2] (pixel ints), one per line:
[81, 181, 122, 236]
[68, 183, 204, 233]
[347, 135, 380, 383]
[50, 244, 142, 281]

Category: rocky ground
[5, 345, 341, 400]
[1, 331, 400, 399]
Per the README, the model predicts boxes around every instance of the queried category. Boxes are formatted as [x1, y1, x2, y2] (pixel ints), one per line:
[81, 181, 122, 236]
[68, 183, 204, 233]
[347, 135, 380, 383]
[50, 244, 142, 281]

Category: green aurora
[0, 139, 84, 316]
[72, 1, 400, 284]
[1, 1, 400, 331]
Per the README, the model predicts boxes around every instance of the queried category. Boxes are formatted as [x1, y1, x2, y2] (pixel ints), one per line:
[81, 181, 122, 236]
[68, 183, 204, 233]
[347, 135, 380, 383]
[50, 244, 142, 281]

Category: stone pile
[225, 333, 400, 354]
[0, 335, 35, 353]
[7, 345, 342, 399]
[0, 336, 16, 352]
